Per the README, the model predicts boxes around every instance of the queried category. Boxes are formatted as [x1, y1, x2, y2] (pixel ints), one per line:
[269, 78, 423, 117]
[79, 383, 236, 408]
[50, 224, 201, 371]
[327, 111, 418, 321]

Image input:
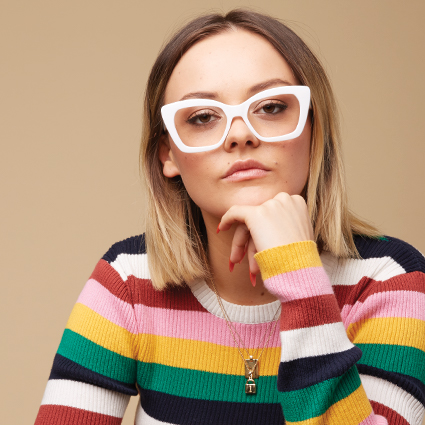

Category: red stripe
[90, 259, 207, 311]
[127, 275, 207, 311]
[90, 260, 206, 311]
[90, 259, 132, 303]
[34, 405, 121, 425]
[333, 271, 425, 309]
[280, 294, 342, 331]
[370, 400, 409, 425]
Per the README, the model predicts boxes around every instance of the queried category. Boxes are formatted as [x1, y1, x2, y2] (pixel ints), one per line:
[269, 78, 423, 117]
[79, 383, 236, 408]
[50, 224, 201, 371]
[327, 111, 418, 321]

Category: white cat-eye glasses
[160, 85, 311, 153]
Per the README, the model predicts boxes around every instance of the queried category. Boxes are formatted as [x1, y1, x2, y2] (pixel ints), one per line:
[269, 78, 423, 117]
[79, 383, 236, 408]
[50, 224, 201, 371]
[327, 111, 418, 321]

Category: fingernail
[250, 272, 256, 287]
[216, 224, 220, 234]
[229, 259, 234, 272]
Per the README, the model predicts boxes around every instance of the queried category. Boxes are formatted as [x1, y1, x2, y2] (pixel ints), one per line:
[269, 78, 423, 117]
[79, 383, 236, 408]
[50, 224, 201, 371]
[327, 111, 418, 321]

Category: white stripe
[280, 322, 354, 362]
[327, 256, 406, 287]
[360, 374, 425, 425]
[189, 278, 281, 324]
[135, 402, 176, 424]
[110, 253, 150, 281]
[41, 379, 130, 417]
[109, 251, 407, 287]
[112, 252, 335, 285]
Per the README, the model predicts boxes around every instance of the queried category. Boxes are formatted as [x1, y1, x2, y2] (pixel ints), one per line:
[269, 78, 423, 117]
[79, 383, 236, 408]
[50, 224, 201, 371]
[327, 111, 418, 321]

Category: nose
[223, 116, 260, 152]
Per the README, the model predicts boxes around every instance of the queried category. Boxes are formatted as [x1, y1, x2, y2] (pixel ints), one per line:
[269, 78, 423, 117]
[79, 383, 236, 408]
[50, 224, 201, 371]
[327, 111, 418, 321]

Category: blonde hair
[140, 9, 380, 290]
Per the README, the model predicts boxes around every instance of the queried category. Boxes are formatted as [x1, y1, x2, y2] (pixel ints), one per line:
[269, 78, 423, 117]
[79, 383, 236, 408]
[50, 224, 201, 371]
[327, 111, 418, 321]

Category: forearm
[255, 241, 386, 424]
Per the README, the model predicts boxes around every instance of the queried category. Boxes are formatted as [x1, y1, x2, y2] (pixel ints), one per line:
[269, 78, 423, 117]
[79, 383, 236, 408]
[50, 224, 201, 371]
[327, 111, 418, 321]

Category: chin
[194, 185, 304, 219]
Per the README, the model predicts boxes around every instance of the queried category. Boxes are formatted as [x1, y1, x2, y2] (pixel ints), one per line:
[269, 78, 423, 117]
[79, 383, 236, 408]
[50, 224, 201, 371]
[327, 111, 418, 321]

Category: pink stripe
[341, 290, 425, 326]
[264, 267, 333, 302]
[134, 304, 281, 348]
[77, 279, 139, 334]
[359, 412, 388, 425]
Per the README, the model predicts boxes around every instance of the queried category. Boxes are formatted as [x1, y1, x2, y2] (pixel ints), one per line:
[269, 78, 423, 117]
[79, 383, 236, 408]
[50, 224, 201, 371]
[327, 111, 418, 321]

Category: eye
[256, 101, 288, 115]
[187, 109, 220, 125]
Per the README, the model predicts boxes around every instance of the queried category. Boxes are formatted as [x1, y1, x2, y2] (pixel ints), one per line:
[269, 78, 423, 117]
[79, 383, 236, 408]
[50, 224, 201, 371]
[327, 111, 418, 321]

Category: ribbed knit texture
[34, 234, 425, 424]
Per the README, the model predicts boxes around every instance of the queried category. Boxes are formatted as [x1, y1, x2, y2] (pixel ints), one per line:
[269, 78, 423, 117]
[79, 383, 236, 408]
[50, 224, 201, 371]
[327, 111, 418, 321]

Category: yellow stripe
[254, 241, 321, 280]
[287, 385, 372, 425]
[66, 303, 138, 359]
[139, 334, 280, 376]
[347, 317, 425, 351]
[66, 304, 280, 374]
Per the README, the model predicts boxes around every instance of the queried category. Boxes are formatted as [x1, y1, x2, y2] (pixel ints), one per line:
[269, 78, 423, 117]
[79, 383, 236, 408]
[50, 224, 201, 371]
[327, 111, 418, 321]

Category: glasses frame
[160, 85, 311, 153]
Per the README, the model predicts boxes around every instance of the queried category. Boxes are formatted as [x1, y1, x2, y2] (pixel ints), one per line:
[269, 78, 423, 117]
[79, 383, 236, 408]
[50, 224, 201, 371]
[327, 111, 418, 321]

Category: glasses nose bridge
[222, 102, 257, 145]
[225, 102, 250, 130]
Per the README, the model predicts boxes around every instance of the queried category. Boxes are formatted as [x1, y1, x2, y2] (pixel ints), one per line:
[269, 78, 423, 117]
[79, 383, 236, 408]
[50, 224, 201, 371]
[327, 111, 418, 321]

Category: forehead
[164, 29, 297, 104]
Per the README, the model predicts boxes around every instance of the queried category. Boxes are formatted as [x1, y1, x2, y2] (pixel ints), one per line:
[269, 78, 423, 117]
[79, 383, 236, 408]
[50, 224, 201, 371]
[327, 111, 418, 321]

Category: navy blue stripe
[277, 346, 362, 391]
[354, 235, 425, 273]
[102, 234, 146, 263]
[139, 389, 285, 425]
[49, 353, 138, 396]
[357, 363, 425, 405]
[102, 234, 425, 272]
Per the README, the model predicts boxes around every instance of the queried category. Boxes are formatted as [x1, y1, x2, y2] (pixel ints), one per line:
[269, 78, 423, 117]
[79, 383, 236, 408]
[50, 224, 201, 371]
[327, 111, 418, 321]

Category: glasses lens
[247, 94, 300, 138]
[174, 106, 227, 148]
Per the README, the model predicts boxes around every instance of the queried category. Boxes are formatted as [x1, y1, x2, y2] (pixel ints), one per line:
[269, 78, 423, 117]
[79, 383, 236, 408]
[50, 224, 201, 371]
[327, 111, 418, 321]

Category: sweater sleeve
[34, 256, 140, 425]
[255, 240, 425, 425]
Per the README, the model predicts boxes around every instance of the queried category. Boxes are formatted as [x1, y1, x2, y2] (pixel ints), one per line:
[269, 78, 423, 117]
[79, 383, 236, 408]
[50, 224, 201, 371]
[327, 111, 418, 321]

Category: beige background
[1, 1, 424, 424]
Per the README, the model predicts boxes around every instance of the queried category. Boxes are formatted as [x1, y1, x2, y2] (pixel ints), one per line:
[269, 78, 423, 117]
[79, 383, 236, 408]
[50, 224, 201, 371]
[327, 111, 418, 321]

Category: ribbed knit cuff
[254, 240, 321, 280]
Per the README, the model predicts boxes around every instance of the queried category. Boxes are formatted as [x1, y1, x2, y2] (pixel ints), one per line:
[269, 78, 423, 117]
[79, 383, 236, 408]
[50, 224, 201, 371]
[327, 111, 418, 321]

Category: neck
[203, 213, 278, 306]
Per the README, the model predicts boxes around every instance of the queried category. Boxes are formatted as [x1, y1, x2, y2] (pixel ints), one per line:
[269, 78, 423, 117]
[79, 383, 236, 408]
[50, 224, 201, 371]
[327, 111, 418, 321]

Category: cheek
[273, 126, 311, 191]
[292, 120, 311, 181]
[174, 153, 216, 196]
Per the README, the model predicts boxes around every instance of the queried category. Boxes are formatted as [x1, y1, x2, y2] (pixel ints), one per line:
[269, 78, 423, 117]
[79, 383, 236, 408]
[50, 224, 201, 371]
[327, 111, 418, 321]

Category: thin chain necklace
[210, 278, 281, 395]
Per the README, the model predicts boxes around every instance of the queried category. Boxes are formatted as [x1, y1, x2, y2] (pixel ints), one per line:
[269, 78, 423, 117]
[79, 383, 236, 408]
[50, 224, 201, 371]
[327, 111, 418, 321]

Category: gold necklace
[210, 279, 281, 395]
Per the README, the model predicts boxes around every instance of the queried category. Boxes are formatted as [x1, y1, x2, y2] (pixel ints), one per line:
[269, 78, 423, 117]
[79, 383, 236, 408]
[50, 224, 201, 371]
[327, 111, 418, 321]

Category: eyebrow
[178, 78, 293, 101]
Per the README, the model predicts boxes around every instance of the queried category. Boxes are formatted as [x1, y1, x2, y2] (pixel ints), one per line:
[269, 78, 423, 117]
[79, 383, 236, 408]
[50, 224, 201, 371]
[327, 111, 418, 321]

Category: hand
[217, 192, 314, 277]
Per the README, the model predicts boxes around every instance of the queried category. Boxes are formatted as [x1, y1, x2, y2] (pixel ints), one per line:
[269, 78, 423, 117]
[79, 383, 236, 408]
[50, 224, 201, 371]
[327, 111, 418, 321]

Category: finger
[229, 224, 250, 265]
[239, 240, 249, 264]
[247, 237, 260, 276]
[291, 196, 314, 240]
[218, 205, 255, 232]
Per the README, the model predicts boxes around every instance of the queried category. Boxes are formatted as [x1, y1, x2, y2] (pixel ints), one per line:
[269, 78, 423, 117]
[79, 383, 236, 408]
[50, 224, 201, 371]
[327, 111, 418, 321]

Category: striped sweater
[35, 235, 425, 424]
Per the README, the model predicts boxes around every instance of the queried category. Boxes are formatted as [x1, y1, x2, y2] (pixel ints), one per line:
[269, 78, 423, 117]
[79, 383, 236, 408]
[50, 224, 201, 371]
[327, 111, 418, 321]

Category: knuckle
[292, 194, 305, 203]
[292, 195, 307, 207]
[275, 192, 290, 202]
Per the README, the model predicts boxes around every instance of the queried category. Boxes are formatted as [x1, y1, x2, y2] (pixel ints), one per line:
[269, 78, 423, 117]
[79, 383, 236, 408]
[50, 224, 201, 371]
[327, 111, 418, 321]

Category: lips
[223, 159, 270, 179]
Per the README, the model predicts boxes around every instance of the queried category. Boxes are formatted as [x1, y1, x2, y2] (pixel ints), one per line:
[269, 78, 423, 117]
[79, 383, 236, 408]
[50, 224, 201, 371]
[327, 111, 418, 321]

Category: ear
[158, 134, 181, 178]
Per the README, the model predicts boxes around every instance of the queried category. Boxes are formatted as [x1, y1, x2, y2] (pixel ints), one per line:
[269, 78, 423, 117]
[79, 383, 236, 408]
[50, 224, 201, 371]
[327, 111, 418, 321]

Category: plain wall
[1, 1, 424, 424]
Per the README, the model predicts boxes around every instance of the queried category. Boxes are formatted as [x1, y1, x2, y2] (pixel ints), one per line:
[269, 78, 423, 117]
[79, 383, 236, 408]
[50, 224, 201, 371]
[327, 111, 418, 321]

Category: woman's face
[160, 29, 311, 222]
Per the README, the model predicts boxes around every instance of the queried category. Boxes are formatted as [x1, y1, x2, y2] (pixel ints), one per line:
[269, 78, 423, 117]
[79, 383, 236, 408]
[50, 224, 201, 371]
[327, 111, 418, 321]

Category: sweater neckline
[187, 250, 337, 325]
[188, 278, 281, 324]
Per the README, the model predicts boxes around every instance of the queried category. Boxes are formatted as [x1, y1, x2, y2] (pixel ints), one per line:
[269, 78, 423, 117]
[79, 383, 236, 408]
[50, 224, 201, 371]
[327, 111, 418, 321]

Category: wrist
[254, 240, 320, 278]
[254, 241, 334, 301]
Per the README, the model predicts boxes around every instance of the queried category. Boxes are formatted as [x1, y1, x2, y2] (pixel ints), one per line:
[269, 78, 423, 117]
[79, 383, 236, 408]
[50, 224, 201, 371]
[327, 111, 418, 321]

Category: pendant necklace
[210, 279, 281, 395]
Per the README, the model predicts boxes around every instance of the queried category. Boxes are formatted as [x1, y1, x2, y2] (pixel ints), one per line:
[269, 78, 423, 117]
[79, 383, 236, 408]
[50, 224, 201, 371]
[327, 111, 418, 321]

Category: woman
[34, 9, 425, 425]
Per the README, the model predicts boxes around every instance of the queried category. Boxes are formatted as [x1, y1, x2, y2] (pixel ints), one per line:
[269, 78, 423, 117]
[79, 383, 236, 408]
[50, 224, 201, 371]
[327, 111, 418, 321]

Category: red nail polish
[229, 259, 234, 272]
[250, 272, 256, 287]
[216, 224, 220, 234]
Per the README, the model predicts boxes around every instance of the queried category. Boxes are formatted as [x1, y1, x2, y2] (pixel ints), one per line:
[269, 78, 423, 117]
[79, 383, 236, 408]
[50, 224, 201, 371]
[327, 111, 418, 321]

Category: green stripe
[58, 329, 136, 384]
[356, 344, 425, 385]
[137, 361, 280, 404]
[278, 367, 361, 422]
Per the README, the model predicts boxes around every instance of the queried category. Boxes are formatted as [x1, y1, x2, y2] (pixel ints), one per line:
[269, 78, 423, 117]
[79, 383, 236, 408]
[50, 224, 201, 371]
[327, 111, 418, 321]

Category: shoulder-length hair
[140, 9, 380, 290]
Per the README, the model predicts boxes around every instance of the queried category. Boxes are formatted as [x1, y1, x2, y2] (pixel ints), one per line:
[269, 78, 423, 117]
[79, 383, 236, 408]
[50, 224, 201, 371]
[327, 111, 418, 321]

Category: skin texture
[159, 29, 314, 305]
